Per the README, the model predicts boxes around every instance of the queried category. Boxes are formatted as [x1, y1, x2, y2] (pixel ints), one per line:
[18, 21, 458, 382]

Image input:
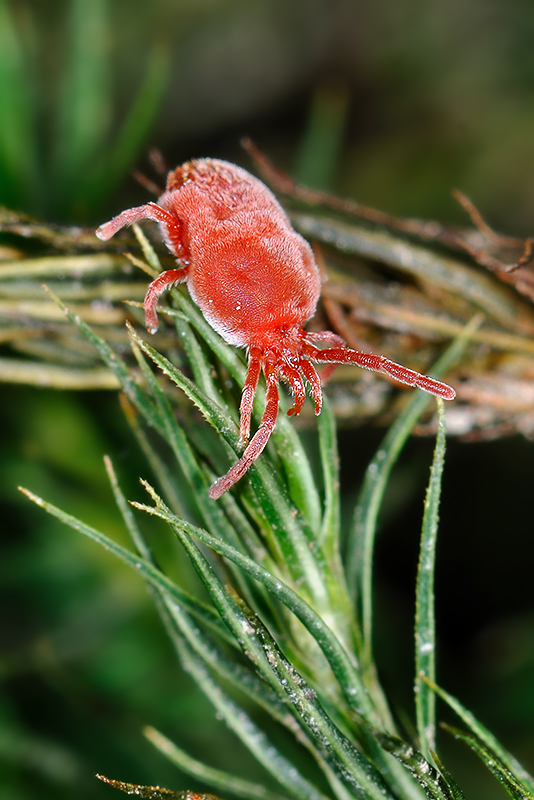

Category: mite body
[96, 158, 455, 499]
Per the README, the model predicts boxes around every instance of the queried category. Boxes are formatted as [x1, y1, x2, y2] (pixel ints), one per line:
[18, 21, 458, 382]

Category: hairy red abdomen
[158, 160, 321, 347]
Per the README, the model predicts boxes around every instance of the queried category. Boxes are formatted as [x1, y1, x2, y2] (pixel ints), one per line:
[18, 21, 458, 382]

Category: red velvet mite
[96, 158, 455, 499]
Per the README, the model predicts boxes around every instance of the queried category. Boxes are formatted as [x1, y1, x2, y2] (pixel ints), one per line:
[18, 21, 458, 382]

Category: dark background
[1, 1, 533, 798]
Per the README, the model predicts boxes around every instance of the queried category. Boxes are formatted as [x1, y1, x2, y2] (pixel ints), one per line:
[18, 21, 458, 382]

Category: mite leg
[149, 148, 168, 176]
[132, 170, 163, 196]
[97, 201, 187, 264]
[303, 344, 456, 401]
[143, 269, 189, 333]
[305, 330, 345, 384]
[299, 359, 323, 414]
[96, 201, 178, 241]
[96, 202, 190, 333]
[306, 330, 345, 348]
[209, 365, 280, 499]
[239, 347, 262, 443]
[279, 362, 306, 417]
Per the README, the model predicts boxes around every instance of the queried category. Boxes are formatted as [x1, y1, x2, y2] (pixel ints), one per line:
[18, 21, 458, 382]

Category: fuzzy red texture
[96, 158, 455, 499]
[158, 160, 321, 347]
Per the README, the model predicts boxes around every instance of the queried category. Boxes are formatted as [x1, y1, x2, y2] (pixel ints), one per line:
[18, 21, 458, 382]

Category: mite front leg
[143, 269, 189, 333]
[373, 355, 456, 399]
[96, 201, 179, 241]
[304, 344, 456, 400]
[97, 201, 191, 333]
[209, 364, 280, 499]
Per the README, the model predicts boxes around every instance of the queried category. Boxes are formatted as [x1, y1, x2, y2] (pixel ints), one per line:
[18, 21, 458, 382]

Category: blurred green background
[1, 0, 533, 798]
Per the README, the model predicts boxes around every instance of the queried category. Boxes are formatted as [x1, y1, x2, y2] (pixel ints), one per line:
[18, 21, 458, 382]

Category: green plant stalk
[414, 400, 446, 759]
[164, 624, 331, 800]
[347, 315, 482, 674]
[440, 725, 534, 800]
[18, 213, 532, 800]
[134, 491, 378, 721]
[18, 486, 229, 643]
[133, 328, 296, 624]
[144, 726, 294, 800]
[173, 312, 223, 404]
[128, 333, 246, 546]
[105, 456, 365, 800]
[316, 394, 360, 653]
[426, 680, 534, 795]
[153, 583, 329, 800]
[133, 495, 336, 800]
[119, 394, 189, 517]
[21, 478, 318, 771]
[129, 323, 331, 607]
[317, 393, 341, 554]
[104, 454, 155, 562]
[374, 730, 465, 800]
[235, 599, 394, 800]
[104, 457, 318, 746]
[135, 492, 427, 800]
